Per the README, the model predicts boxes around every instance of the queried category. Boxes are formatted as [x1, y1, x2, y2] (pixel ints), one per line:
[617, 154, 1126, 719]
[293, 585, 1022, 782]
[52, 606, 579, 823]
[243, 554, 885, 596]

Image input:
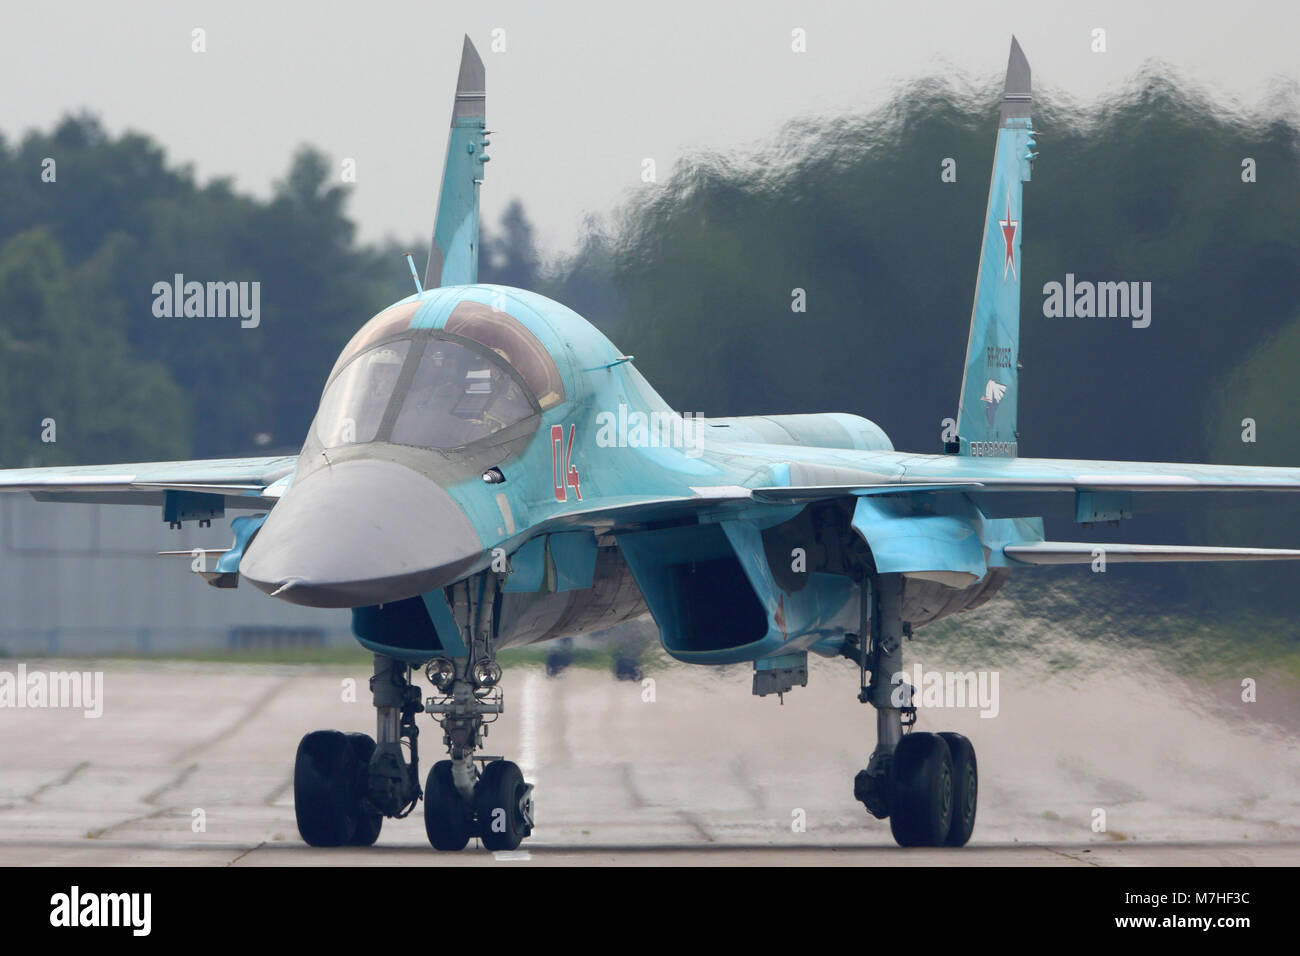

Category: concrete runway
[1, 657, 1298, 866]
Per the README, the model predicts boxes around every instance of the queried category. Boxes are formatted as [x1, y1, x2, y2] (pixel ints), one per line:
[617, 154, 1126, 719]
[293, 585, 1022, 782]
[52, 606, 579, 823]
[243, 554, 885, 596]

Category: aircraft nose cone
[240, 458, 483, 608]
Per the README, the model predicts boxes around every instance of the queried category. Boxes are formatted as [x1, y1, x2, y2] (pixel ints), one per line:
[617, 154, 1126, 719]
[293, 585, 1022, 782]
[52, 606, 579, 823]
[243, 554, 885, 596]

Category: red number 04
[551, 424, 582, 502]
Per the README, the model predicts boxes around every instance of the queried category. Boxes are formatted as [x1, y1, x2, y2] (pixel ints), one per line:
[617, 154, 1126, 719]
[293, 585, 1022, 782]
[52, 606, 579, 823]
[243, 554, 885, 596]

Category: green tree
[0, 229, 189, 466]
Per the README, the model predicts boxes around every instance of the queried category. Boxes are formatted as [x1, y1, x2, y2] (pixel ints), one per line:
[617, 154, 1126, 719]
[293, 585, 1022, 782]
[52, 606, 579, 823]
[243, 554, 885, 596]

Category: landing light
[427, 658, 456, 692]
[473, 660, 503, 687]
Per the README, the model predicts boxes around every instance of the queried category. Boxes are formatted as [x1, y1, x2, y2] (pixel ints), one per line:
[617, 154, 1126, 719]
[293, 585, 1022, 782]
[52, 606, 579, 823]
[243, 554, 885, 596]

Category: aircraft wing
[751, 454, 1300, 505]
[0, 455, 297, 508]
[547, 454, 1300, 532]
[743, 453, 1300, 573]
[891, 454, 1300, 492]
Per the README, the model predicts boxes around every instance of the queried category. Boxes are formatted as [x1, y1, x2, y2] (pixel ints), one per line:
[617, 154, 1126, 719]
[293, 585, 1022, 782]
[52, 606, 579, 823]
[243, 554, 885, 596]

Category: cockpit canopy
[315, 298, 566, 451]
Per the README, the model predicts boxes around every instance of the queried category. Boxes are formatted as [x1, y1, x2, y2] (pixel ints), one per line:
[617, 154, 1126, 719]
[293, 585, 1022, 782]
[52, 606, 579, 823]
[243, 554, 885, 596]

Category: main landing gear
[849, 573, 978, 847]
[294, 579, 534, 851]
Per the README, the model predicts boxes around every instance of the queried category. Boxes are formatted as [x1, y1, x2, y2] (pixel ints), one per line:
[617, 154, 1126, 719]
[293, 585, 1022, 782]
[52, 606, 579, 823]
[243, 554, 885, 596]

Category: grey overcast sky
[2, 1, 1297, 259]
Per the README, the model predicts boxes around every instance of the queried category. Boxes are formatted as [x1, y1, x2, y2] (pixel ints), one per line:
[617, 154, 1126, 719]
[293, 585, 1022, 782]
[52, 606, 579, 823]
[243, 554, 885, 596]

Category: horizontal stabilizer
[1004, 542, 1300, 565]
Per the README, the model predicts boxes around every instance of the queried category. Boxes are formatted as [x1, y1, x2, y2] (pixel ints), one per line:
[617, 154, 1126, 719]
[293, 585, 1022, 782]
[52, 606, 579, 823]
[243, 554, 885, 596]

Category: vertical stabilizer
[953, 37, 1034, 457]
[424, 36, 489, 288]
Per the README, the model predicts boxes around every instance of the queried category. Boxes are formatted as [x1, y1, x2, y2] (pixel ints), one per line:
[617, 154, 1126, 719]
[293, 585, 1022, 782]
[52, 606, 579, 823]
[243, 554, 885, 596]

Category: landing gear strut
[850, 573, 978, 847]
[422, 653, 534, 851]
[294, 574, 535, 851]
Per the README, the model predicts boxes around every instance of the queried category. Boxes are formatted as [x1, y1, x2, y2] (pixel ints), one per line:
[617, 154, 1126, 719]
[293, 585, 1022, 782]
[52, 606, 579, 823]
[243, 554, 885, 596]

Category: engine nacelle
[616, 520, 859, 665]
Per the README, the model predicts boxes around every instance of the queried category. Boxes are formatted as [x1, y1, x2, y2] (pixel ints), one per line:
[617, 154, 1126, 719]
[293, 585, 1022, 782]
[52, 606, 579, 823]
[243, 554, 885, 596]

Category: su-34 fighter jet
[3, 36, 1299, 850]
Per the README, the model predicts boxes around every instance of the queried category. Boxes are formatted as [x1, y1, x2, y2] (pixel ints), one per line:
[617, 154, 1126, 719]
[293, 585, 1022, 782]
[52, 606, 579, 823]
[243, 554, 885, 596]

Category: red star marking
[998, 194, 1018, 281]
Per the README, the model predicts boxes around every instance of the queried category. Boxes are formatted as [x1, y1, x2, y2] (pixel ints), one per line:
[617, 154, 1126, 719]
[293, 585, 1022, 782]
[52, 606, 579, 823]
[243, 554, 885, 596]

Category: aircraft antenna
[405, 253, 424, 294]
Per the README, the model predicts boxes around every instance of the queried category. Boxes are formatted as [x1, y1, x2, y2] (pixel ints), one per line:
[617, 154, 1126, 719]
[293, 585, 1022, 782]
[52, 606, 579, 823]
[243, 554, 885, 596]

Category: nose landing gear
[421, 651, 534, 852]
[422, 756, 534, 852]
[294, 575, 536, 852]
[473, 758, 534, 851]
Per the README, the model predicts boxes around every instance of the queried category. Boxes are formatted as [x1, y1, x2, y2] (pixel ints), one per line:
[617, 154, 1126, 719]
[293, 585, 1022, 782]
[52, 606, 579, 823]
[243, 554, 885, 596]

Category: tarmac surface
[1, 657, 1298, 866]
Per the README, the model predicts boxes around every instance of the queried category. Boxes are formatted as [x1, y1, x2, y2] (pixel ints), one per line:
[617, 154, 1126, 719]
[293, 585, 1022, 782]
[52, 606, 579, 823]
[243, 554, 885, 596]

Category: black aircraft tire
[475, 760, 529, 852]
[888, 732, 955, 848]
[345, 732, 383, 847]
[424, 760, 472, 851]
[939, 732, 977, 847]
[294, 730, 359, 847]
